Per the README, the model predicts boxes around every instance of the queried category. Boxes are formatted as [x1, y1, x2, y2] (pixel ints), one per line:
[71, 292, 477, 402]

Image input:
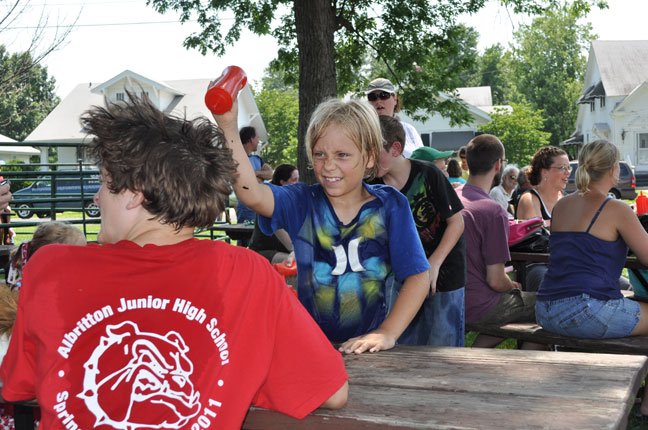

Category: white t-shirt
[490, 185, 514, 217]
[400, 121, 424, 158]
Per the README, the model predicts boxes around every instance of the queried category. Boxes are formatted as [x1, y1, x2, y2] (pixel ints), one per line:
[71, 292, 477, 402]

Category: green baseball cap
[410, 147, 454, 162]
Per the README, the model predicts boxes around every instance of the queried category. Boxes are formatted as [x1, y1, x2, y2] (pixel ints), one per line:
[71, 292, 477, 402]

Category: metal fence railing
[0, 141, 230, 245]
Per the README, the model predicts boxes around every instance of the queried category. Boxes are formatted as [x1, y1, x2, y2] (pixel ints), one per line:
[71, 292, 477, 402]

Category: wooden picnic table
[509, 251, 648, 289]
[213, 222, 255, 242]
[243, 345, 647, 429]
[510, 251, 648, 270]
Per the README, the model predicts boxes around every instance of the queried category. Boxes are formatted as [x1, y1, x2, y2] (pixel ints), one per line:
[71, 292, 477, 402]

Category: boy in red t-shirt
[0, 93, 348, 429]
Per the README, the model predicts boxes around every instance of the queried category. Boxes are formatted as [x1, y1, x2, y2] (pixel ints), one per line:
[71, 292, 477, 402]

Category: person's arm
[275, 229, 295, 265]
[617, 202, 648, 265]
[515, 191, 541, 220]
[275, 228, 293, 251]
[338, 270, 429, 354]
[0, 183, 11, 213]
[212, 100, 275, 218]
[486, 263, 521, 292]
[256, 163, 273, 181]
[319, 381, 349, 409]
[427, 211, 463, 294]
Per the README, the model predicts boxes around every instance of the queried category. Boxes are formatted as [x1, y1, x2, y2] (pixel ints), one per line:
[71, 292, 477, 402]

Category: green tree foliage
[0, 46, 60, 141]
[3, 160, 37, 192]
[474, 44, 509, 105]
[506, 4, 595, 146]
[147, 0, 605, 182]
[478, 103, 551, 167]
[255, 83, 299, 168]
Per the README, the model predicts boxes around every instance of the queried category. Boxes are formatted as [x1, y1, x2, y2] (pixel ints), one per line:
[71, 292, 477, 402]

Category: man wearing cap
[410, 147, 454, 177]
[366, 78, 423, 158]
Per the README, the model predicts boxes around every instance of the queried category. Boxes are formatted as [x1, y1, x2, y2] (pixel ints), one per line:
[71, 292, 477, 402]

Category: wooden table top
[243, 345, 648, 429]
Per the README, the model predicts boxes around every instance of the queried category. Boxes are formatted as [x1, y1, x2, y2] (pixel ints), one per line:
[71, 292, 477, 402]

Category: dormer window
[116, 92, 125, 101]
[600, 97, 605, 108]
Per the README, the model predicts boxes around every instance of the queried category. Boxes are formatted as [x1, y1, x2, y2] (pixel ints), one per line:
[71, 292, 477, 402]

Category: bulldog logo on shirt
[78, 321, 201, 429]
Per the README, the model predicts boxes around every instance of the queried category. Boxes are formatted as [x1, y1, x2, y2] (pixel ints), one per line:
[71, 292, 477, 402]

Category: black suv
[565, 160, 637, 200]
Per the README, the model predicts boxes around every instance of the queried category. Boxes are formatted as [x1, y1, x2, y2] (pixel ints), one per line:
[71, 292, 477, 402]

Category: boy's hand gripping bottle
[205, 65, 248, 114]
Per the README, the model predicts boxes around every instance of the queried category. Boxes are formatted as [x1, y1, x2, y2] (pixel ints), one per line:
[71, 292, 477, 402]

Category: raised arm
[338, 270, 429, 354]
[212, 100, 275, 218]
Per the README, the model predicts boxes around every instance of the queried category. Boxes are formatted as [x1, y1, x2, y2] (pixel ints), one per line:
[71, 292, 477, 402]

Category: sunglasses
[367, 91, 393, 102]
[508, 175, 517, 180]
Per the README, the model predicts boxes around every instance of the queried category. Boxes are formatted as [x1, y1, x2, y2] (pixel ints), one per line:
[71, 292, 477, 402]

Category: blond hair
[575, 139, 619, 193]
[305, 98, 382, 180]
[8, 222, 87, 289]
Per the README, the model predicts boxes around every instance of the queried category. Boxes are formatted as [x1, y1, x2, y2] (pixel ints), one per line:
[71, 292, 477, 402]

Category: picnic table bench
[243, 345, 648, 429]
[466, 321, 648, 355]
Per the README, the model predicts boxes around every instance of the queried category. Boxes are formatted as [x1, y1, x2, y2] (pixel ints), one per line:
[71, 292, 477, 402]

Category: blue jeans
[386, 276, 465, 347]
[235, 203, 256, 247]
[536, 293, 640, 339]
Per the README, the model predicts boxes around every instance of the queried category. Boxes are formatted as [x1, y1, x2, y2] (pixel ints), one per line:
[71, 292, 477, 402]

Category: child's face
[312, 125, 374, 200]
[376, 143, 401, 178]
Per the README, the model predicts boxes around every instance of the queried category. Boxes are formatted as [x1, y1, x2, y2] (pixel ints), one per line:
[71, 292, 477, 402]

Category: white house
[399, 86, 503, 151]
[25, 70, 267, 167]
[570, 40, 648, 174]
[0, 133, 41, 163]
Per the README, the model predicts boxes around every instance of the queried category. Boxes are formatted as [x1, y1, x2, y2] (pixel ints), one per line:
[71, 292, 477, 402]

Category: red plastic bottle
[637, 191, 648, 215]
[205, 66, 248, 114]
[273, 261, 298, 277]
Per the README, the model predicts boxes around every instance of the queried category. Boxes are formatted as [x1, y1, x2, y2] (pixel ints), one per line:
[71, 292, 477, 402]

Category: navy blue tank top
[537, 198, 628, 301]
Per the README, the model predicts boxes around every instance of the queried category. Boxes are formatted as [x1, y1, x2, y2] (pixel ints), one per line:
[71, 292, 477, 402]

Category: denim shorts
[385, 276, 465, 347]
[536, 294, 640, 339]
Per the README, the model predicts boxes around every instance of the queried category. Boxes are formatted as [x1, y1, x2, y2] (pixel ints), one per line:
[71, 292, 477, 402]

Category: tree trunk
[293, 0, 337, 185]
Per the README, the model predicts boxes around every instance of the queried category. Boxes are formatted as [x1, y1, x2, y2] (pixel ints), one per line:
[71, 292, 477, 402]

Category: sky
[2, 0, 648, 99]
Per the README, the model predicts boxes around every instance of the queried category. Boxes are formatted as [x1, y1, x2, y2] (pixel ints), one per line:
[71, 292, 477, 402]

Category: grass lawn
[11, 212, 100, 245]
[9, 212, 232, 246]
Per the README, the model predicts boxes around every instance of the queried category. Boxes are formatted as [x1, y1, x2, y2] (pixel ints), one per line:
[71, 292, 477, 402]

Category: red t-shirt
[0, 239, 347, 429]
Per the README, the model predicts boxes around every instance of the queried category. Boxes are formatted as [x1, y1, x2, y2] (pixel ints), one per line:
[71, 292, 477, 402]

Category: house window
[590, 102, 595, 112]
[600, 97, 605, 108]
[116, 92, 125, 101]
[421, 133, 430, 147]
[638, 133, 648, 165]
[140, 91, 149, 98]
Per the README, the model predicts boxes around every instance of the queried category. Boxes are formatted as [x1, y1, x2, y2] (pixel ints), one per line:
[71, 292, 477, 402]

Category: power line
[23, 0, 141, 5]
[3, 19, 200, 29]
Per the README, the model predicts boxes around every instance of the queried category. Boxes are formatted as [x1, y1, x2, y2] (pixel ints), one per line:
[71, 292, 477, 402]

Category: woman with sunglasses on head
[515, 146, 570, 224]
[366, 78, 423, 158]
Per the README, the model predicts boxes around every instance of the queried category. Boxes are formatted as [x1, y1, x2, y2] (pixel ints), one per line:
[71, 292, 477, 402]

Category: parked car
[12, 174, 101, 219]
[565, 160, 637, 200]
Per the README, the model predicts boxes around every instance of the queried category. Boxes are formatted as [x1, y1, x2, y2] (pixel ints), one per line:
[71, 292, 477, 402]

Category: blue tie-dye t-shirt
[259, 182, 429, 342]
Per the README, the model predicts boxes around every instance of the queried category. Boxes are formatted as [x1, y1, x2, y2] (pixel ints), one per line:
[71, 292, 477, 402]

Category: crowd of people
[0, 75, 646, 427]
